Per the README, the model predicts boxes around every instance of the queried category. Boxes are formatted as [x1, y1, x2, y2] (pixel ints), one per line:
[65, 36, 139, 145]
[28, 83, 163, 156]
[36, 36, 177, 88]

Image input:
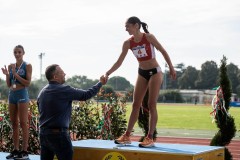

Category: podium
[72, 139, 224, 160]
[0, 152, 40, 160]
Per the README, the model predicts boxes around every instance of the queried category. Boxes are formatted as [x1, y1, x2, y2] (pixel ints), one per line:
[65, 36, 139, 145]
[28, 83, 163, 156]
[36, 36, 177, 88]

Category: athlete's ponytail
[141, 22, 149, 33]
[126, 16, 149, 33]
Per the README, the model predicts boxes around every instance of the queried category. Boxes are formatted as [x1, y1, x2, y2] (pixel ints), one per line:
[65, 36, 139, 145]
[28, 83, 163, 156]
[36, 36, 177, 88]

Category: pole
[163, 63, 168, 90]
[39, 53, 45, 80]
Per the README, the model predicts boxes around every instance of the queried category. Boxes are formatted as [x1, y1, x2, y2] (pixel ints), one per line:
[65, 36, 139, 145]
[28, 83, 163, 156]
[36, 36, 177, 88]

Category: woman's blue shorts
[8, 88, 30, 104]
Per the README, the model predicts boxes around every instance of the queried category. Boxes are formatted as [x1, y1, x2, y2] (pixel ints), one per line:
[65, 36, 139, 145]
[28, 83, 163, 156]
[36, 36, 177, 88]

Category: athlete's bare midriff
[138, 58, 159, 70]
[10, 83, 25, 91]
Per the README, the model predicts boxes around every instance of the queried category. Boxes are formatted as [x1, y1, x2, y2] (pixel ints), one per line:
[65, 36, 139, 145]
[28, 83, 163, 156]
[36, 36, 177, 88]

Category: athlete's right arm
[105, 40, 130, 76]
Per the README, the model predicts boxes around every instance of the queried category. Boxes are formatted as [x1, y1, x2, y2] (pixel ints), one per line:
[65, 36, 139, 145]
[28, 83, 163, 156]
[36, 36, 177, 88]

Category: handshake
[99, 73, 109, 85]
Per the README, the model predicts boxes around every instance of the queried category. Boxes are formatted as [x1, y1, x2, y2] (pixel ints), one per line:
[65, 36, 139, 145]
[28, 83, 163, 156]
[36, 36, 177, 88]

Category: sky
[0, 0, 240, 85]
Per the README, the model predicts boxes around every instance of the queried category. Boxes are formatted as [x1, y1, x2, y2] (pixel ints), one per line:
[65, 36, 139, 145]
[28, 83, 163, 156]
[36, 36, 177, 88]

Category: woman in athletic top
[105, 16, 176, 148]
[1, 45, 32, 159]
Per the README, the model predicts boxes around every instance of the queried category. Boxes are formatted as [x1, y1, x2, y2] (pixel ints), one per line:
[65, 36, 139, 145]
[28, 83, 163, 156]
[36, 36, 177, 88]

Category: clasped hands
[99, 74, 109, 85]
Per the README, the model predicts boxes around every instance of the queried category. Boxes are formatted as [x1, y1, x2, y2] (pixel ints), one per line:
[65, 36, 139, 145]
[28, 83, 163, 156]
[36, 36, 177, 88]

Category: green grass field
[125, 103, 240, 131]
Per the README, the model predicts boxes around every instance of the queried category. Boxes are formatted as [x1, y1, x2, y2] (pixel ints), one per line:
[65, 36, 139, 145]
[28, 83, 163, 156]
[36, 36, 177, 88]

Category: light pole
[39, 53, 45, 80]
[163, 63, 168, 90]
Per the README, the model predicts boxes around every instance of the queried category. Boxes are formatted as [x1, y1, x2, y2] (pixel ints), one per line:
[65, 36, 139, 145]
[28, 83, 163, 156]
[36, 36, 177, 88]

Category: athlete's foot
[139, 137, 154, 148]
[15, 150, 29, 160]
[6, 150, 19, 159]
[114, 134, 131, 144]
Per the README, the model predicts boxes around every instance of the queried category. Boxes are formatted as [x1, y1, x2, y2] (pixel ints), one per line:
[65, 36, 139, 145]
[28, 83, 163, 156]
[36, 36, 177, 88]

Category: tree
[236, 85, 240, 98]
[158, 90, 184, 103]
[28, 83, 41, 99]
[237, 71, 240, 97]
[101, 85, 115, 95]
[0, 78, 8, 99]
[174, 63, 186, 72]
[96, 85, 116, 101]
[195, 61, 218, 89]
[107, 76, 132, 91]
[163, 70, 182, 89]
[226, 63, 239, 93]
[66, 75, 98, 89]
[210, 56, 236, 160]
[28, 78, 48, 99]
[178, 66, 199, 89]
[162, 63, 185, 89]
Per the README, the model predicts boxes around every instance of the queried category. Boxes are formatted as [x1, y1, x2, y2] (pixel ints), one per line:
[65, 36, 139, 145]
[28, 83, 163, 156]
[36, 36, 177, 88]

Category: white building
[179, 89, 237, 105]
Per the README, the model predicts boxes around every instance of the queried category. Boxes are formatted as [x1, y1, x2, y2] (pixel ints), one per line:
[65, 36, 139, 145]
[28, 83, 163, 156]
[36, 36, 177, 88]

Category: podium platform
[72, 139, 224, 160]
[0, 152, 40, 160]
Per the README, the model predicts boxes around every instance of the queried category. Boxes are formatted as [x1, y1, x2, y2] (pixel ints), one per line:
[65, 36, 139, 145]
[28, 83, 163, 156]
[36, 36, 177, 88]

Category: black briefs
[138, 66, 162, 81]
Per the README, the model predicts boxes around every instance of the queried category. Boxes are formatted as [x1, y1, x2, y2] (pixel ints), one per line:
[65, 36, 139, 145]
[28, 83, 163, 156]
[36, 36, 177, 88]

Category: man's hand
[100, 75, 107, 85]
[105, 72, 110, 82]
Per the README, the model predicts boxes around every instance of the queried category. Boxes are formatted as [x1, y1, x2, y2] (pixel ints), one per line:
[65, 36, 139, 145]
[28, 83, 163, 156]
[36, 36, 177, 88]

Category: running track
[131, 136, 240, 160]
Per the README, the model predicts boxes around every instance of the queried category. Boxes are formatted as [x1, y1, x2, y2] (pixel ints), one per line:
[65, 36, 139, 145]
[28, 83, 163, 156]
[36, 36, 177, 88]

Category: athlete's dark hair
[126, 16, 149, 33]
[14, 45, 25, 53]
[45, 64, 59, 81]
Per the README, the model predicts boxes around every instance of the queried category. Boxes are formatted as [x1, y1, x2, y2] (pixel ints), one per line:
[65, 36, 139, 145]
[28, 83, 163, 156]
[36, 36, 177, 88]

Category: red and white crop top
[129, 33, 156, 62]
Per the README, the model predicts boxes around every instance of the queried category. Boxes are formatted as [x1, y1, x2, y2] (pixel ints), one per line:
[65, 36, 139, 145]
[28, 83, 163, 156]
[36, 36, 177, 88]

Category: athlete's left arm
[14, 63, 32, 87]
[146, 33, 176, 79]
